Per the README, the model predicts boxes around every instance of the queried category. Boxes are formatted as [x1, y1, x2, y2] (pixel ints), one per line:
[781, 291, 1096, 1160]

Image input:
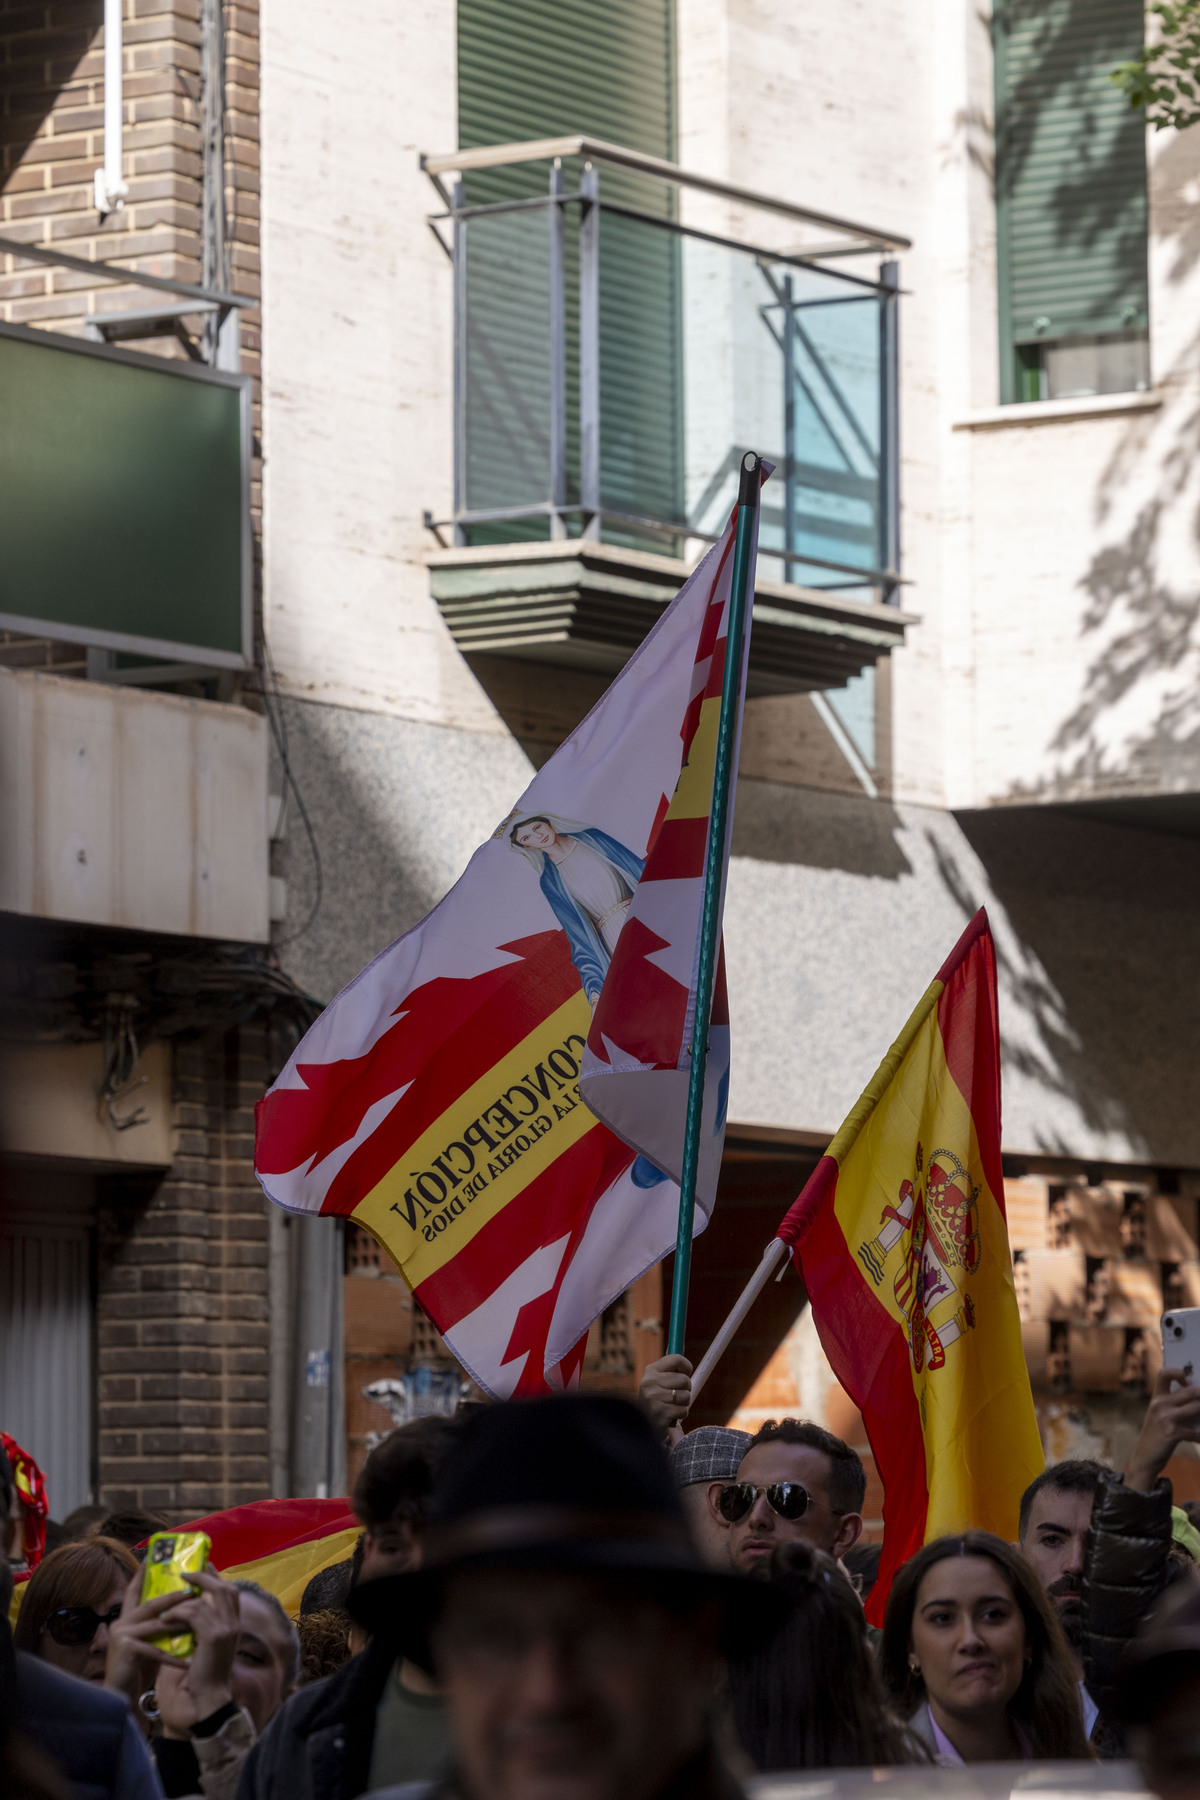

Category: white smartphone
[1162, 1308, 1200, 1383]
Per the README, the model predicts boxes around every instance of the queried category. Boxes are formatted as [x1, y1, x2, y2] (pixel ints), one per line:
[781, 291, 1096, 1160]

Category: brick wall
[0, 0, 259, 361]
[0, 0, 263, 676]
[96, 1024, 271, 1514]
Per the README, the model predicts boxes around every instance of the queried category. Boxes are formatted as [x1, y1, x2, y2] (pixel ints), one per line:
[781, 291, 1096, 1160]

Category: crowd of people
[3, 1353, 1200, 1800]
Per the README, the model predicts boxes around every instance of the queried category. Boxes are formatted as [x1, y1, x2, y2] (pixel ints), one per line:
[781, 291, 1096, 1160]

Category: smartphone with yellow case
[140, 1530, 210, 1659]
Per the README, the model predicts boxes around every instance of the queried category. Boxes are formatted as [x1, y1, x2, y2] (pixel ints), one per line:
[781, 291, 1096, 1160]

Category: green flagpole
[667, 449, 761, 1356]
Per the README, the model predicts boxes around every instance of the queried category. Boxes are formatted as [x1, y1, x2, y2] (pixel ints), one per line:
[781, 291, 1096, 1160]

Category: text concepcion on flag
[774, 909, 1043, 1623]
[254, 477, 765, 1398]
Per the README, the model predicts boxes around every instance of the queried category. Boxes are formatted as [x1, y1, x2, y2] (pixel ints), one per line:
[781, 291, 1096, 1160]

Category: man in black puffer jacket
[1082, 1366, 1200, 1753]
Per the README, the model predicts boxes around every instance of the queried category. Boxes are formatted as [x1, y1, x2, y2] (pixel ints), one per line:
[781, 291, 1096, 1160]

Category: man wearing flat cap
[351, 1394, 778, 1800]
[668, 1427, 751, 1571]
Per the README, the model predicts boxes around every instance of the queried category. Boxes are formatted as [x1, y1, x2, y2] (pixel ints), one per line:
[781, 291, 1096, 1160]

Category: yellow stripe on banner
[222, 1524, 360, 1618]
[353, 990, 597, 1290]
[832, 1007, 1042, 1543]
[666, 695, 720, 820]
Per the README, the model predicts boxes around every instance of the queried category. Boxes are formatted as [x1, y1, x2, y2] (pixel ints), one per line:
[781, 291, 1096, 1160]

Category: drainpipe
[94, 0, 128, 215]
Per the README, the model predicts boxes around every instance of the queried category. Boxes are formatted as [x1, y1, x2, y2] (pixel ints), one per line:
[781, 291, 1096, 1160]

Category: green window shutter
[458, 0, 675, 170]
[994, 0, 1148, 402]
[457, 0, 682, 543]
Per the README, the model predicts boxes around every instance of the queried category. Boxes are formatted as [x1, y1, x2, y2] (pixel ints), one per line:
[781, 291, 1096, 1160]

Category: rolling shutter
[457, 0, 682, 541]
[994, 0, 1148, 400]
[1, 1198, 94, 1516]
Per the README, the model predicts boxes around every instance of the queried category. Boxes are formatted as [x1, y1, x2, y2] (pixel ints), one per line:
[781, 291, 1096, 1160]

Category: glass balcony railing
[427, 138, 908, 605]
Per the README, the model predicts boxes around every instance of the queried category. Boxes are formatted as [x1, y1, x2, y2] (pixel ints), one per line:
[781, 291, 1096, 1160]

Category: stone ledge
[427, 539, 913, 698]
[953, 390, 1162, 431]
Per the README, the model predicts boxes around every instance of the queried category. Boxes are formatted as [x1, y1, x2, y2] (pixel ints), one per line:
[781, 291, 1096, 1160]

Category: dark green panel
[0, 328, 247, 659]
[457, 0, 681, 546]
[994, 0, 1147, 400]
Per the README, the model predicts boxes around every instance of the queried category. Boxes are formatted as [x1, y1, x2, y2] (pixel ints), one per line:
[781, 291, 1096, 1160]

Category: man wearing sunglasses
[715, 1418, 866, 1577]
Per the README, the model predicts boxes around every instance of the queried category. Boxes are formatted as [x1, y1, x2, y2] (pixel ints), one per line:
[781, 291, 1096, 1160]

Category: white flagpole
[688, 1236, 790, 1403]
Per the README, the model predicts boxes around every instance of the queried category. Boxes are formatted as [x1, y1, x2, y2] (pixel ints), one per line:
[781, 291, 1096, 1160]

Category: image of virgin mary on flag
[503, 813, 645, 1005]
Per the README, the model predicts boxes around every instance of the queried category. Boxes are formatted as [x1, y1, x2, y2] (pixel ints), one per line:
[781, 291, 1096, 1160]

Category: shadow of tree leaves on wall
[932, 805, 1200, 1162]
[998, 316, 1200, 804]
[921, 822, 1110, 1157]
[1041, 496, 1200, 795]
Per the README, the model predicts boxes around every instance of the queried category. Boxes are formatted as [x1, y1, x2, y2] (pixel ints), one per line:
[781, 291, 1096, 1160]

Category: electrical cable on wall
[260, 632, 324, 952]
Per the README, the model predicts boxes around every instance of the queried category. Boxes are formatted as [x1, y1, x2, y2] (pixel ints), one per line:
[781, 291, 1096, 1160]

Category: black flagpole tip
[738, 451, 761, 509]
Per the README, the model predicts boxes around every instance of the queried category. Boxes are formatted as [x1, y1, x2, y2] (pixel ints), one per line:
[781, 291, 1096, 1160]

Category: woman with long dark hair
[881, 1531, 1092, 1762]
[728, 1542, 929, 1768]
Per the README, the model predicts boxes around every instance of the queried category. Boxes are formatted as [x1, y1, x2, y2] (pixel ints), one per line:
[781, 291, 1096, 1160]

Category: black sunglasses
[717, 1481, 811, 1524]
[44, 1603, 122, 1647]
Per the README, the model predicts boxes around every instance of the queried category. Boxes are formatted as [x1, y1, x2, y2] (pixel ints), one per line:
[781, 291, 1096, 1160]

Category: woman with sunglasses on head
[13, 1538, 139, 1685]
[880, 1531, 1092, 1763]
[727, 1542, 930, 1769]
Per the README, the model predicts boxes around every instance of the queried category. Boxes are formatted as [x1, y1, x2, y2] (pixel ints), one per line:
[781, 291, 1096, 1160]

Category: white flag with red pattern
[254, 489, 760, 1397]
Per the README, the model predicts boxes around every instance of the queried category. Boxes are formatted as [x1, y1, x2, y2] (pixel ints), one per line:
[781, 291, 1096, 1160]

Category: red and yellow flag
[255, 485, 762, 1398]
[175, 1497, 358, 1617]
[777, 909, 1043, 1623]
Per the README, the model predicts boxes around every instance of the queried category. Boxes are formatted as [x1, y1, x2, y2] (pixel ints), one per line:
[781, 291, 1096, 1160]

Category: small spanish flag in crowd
[777, 909, 1043, 1624]
[180, 1497, 357, 1615]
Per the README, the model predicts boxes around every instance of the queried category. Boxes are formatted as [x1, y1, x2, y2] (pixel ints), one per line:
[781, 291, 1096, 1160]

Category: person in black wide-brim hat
[349, 1392, 781, 1800]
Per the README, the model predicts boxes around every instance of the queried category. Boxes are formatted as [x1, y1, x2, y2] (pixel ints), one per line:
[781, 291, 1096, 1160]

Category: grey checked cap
[669, 1425, 753, 1488]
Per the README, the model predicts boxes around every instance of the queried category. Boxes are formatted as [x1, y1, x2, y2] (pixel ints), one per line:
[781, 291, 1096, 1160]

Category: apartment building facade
[2, 0, 1198, 1522]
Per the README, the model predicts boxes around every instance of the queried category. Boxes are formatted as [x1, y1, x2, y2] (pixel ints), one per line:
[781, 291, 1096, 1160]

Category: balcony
[423, 136, 914, 695]
[0, 239, 253, 682]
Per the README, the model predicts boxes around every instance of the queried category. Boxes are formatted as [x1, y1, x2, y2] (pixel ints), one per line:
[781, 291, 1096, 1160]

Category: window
[456, 0, 681, 547]
[994, 0, 1149, 404]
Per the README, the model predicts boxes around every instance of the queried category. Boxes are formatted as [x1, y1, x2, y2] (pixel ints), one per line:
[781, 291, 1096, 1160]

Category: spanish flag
[179, 1498, 358, 1616]
[778, 910, 1043, 1623]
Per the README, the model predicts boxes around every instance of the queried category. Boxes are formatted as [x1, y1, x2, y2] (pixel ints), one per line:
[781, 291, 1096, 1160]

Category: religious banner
[775, 909, 1043, 1623]
[254, 486, 761, 1396]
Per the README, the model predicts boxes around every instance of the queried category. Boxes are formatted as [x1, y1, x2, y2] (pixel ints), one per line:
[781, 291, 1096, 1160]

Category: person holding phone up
[1080, 1344, 1200, 1755]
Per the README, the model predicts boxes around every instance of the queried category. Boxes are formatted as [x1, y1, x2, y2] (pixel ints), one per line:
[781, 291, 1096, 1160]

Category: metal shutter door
[0, 1208, 93, 1517]
[457, 0, 682, 539]
[995, 0, 1148, 389]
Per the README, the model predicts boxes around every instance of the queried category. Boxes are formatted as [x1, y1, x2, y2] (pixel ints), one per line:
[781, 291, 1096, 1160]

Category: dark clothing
[155, 1739, 203, 1799]
[15, 1649, 163, 1800]
[1082, 1472, 1175, 1756]
[237, 1637, 395, 1800]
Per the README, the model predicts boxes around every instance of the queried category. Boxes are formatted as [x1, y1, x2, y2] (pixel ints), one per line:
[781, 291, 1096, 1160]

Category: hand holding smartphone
[140, 1530, 211, 1659]
[1162, 1307, 1200, 1384]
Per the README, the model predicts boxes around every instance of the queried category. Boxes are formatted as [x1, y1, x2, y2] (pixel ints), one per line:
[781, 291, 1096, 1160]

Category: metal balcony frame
[421, 139, 908, 605]
[0, 233, 251, 370]
[0, 242, 256, 673]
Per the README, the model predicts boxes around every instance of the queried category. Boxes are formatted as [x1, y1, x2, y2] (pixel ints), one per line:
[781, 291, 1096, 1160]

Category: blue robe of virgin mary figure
[537, 826, 667, 1191]
[537, 826, 645, 1006]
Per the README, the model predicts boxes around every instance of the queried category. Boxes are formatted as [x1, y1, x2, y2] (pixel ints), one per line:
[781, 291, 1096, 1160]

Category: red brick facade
[96, 1027, 272, 1514]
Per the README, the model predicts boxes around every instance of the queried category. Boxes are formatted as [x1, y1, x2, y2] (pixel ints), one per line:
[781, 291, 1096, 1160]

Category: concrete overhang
[427, 539, 915, 698]
[0, 666, 269, 942]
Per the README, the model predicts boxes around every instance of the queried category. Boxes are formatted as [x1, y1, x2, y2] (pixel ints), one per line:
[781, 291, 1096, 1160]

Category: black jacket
[237, 1637, 395, 1800]
[15, 1648, 163, 1800]
[1082, 1472, 1175, 1754]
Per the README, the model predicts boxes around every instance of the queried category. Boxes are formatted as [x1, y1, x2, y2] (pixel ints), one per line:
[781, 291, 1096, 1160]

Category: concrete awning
[428, 539, 915, 698]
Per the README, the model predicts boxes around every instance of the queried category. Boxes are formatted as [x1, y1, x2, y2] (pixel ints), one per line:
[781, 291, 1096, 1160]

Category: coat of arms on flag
[773, 909, 1043, 1620]
[254, 473, 765, 1397]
